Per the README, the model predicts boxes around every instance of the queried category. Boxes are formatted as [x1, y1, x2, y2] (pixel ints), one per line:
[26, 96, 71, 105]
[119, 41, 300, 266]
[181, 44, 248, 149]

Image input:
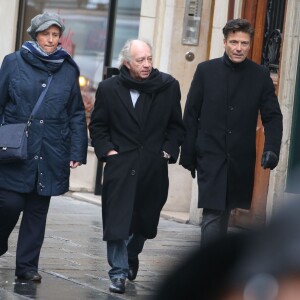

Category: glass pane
[111, 0, 141, 67]
[23, 1, 110, 87]
[21, 0, 141, 128]
[22, 1, 110, 128]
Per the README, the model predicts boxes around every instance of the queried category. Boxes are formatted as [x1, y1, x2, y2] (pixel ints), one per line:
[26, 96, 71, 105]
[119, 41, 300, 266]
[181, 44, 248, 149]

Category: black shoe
[128, 257, 139, 281]
[109, 278, 125, 294]
[17, 271, 42, 282]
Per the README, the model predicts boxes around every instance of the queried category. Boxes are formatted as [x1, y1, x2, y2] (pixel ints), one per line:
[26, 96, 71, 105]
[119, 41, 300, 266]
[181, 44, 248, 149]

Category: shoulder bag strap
[1, 55, 53, 126]
[30, 74, 53, 119]
[1, 75, 53, 126]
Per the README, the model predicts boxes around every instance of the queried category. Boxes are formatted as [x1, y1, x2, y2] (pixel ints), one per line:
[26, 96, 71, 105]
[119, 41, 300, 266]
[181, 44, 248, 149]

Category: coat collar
[116, 81, 137, 121]
[222, 52, 249, 70]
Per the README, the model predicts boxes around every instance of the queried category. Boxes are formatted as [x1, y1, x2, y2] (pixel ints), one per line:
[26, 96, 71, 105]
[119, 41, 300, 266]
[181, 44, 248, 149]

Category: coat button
[42, 83, 46, 87]
[34, 155, 38, 160]
[131, 170, 136, 176]
[228, 106, 234, 111]
[227, 130, 232, 134]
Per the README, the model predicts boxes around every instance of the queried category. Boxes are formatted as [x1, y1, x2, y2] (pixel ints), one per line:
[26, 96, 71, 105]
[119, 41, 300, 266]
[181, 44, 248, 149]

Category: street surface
[0, 195, 201, 299]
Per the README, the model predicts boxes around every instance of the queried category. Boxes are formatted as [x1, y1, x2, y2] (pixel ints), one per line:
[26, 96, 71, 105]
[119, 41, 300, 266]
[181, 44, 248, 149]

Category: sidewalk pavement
[0, 193, 201, 300]
[71, 192, 191, 224]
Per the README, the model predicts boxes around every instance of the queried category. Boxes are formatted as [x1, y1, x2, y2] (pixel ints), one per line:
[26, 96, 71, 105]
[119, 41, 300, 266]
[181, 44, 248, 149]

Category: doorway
[229, 0, 286, 228]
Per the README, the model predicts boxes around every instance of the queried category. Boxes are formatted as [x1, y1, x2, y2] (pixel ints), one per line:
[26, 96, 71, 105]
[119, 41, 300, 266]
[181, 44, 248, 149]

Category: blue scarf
[22, 41, 70, 64]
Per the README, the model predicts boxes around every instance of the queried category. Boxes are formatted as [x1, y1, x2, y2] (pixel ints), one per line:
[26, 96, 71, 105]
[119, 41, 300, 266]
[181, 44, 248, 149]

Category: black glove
[261, 151, 279, 170]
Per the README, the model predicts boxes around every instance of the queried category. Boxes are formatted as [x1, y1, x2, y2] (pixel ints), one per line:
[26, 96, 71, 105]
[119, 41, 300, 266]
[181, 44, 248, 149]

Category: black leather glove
[261, 151, 279, 170]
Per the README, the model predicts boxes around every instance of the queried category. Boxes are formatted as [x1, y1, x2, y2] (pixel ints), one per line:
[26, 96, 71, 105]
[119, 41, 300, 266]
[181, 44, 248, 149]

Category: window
[18, 0, 141, 126]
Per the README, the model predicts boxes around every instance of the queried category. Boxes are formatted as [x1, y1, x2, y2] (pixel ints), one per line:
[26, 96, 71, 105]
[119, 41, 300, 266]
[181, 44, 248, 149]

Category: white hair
[118, 38, 153, 68]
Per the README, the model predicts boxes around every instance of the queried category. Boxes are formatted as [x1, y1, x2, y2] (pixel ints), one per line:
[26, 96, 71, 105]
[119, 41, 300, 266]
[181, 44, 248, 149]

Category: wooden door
[230, 0, 285, 228]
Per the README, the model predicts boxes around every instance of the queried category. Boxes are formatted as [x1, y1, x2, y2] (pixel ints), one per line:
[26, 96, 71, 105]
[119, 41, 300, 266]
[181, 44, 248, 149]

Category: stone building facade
[1, 0, 299, 225]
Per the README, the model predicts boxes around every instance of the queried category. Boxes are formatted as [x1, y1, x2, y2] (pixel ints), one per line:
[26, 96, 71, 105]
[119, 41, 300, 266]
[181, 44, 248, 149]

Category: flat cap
[27, 12, 65, 40]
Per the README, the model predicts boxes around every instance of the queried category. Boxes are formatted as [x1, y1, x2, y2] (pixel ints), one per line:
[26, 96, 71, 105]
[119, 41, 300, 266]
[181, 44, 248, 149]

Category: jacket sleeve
[0, 54, 16, 115]
[161, 80, 185, 164]
[89, 83, 116, 161]
[68, 76, 88, 164]
[179, 64, 204, 169]
[260, 68, 283, 157]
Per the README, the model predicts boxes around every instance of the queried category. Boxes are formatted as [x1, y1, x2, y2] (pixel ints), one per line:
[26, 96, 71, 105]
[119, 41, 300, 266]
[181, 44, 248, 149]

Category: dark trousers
[107, 233, 146, 280]
[0, 188, 50, 276]
[200, 208, 232, 247]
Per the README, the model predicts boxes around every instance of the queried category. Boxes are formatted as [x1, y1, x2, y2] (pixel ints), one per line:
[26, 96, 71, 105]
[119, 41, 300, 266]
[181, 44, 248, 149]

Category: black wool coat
[180, 54, 283, 210]
[89, 71, 185, 241]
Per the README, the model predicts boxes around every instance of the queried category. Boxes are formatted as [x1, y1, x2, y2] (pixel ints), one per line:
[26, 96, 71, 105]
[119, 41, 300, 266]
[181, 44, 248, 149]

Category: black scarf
[118, 66, 174, 94]
[119, 66, 174, 125]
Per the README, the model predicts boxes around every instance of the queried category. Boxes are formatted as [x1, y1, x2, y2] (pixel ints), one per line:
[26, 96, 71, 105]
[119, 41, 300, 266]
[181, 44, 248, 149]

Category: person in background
[179, 18, 283, 246]
[155, 200, 300, 300]
[89, 38, 185, 294]
[0, 12, 88, 281]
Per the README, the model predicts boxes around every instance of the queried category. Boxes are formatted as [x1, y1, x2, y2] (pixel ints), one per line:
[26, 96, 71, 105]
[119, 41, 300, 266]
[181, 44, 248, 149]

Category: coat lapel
[140, 93, 153, 128]
[116, 82, 140, 125]
[116, 81, 155, 129]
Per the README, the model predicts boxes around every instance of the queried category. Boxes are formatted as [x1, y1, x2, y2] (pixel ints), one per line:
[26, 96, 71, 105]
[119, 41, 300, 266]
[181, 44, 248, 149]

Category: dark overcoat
[0, 49, 88, 196]
[89, 71, 185, 241]
[180, 54, 282, 210]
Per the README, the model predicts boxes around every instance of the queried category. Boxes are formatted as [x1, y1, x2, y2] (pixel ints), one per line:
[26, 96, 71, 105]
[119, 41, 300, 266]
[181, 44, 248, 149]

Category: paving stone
[0, 195, 201, 299]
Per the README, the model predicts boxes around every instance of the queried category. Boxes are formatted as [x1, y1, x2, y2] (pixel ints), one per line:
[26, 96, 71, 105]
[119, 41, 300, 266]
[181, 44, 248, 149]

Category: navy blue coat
[0, 48, 88, 196]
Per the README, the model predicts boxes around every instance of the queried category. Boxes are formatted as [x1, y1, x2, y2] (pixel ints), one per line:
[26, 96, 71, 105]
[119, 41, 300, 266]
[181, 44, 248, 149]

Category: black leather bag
[0, 123, 28, 163]
[0, 75, 52, 164]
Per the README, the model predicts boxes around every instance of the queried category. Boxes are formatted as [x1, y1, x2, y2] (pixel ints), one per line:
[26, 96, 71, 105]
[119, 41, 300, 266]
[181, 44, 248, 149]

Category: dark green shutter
[286, 47, 300, 193]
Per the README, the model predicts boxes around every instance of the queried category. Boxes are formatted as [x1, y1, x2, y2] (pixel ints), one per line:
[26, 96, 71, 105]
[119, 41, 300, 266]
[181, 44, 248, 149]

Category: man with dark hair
[180, 18, 283, 246]
[222, 18, 254, 39]
[89, 39, 185, 294]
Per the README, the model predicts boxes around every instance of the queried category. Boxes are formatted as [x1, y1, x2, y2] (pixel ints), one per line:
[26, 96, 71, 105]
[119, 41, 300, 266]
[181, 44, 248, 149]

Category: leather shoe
[109, 278, 125, 294]
[128, 257, 139, 281]
[17, 271, 42, 282]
